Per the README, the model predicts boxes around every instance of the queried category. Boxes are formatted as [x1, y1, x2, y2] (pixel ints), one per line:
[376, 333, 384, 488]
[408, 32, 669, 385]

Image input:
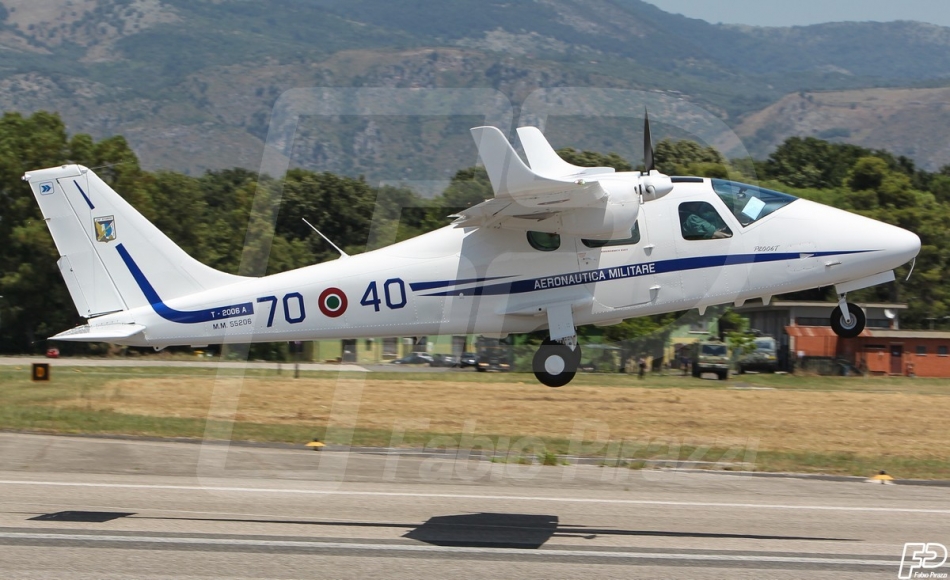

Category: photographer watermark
[377, 418, 759, 484]
[900, 543, 948, 579]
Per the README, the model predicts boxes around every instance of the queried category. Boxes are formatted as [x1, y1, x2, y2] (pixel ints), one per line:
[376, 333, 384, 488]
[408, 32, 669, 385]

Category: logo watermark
[900, 543, 948, 579]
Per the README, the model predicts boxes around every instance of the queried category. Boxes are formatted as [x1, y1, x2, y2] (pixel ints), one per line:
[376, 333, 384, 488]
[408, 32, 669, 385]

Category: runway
[0, 433, 946, 579]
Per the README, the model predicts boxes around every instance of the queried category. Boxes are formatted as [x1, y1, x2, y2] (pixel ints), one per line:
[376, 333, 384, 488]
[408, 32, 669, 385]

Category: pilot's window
[711, 179, 797, 226]
[527, 231, 561, 251]
[679, 202, 733, 240]
[582, 222, 641, 248]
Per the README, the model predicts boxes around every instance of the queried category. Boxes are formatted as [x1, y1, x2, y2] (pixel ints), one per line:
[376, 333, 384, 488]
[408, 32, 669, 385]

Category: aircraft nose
[885, 224, 921, 266]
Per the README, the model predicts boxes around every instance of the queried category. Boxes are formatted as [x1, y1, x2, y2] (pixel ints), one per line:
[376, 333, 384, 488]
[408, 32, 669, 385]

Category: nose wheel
[533, 338, 581, 388]
[831, 296, 866, 338]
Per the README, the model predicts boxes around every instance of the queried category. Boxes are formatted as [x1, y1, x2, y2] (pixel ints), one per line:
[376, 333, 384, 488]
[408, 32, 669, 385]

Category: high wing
[452, 127, 632, 236]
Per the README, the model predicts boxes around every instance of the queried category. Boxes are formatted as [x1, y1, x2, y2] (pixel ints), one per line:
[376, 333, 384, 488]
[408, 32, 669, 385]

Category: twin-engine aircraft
[24, 118, 920, 386]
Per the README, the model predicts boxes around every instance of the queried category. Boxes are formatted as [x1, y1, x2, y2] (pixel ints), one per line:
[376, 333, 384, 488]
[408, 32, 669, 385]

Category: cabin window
[527, 231, 561, 251]
[582, 222, 641, 248]
[711, 179, 797, 226]
[679, 201, 733, 240]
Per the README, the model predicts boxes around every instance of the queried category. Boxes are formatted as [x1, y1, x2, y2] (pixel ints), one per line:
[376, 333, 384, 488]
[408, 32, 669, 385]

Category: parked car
[458, 352, 480, 368]
[390, 352, 435, 365]
[429, 354, 459, 367]
[45, 348, 60, 359]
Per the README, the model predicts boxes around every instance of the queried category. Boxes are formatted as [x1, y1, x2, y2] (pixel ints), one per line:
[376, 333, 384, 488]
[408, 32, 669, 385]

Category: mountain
[735, 87, 950, 171]
[2, 0, 950, 179]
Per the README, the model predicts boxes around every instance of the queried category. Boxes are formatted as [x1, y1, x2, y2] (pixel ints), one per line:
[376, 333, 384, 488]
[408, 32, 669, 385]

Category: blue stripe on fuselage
[417, 250, 878, 297]
[116, 244, 253, 324]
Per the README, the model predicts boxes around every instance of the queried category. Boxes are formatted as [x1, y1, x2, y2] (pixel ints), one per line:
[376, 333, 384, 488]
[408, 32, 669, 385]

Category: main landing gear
[533, 337, 581, 388]
[830, 293, 866, 338]
[534, 303, 582, 387]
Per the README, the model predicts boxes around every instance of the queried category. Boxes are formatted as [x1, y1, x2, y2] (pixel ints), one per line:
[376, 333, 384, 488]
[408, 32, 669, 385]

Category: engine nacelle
[639, 170, 674, 202]
[559, 180, 640, 239]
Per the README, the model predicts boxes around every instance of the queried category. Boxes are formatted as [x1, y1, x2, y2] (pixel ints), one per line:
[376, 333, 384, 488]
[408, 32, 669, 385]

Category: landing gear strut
[830, 294, 866, 338]
[533, 338, 581, 388]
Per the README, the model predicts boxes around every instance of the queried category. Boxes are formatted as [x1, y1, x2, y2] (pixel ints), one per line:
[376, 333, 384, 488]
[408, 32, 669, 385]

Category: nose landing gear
[830, 294, 866, 338]
[533, 337, 581, 388]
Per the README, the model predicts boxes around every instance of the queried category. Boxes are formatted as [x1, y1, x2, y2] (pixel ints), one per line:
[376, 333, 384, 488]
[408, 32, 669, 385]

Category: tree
[654, 139, 725, 176]
[555, 148, 633, 172]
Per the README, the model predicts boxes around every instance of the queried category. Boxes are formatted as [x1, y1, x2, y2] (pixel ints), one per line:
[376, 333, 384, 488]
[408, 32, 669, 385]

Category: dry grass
[74, 375, 950, 460]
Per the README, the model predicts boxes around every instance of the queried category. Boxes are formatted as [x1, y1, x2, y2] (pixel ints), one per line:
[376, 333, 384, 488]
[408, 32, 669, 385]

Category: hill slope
[2, 0, 950, 177]
[735, 87, 950, 170]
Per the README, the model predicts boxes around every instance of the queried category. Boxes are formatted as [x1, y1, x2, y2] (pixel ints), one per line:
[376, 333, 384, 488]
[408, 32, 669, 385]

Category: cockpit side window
[679, 201, 733, 240]
[581, 222, 641, 248]
[711, 179, 797, 227]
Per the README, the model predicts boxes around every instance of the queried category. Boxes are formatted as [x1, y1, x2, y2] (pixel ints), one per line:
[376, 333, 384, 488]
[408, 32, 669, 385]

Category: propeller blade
[643, 108, 655, 173]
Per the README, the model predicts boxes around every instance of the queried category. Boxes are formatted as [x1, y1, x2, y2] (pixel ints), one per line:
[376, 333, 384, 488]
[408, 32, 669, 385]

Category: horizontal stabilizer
[516, 127, 614, 179]
[52, 323, 146, 342]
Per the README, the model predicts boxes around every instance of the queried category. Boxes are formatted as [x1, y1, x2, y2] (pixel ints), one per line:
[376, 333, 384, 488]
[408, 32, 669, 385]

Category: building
[850, 330, 950, 377]
[737, 300, 950, 377]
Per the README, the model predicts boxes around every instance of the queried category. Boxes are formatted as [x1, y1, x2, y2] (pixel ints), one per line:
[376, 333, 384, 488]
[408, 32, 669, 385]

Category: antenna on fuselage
[302, 218, 349, 259]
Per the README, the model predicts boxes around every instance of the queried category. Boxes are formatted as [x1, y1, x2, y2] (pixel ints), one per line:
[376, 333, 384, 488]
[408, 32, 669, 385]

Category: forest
[1, 110, 948, 354]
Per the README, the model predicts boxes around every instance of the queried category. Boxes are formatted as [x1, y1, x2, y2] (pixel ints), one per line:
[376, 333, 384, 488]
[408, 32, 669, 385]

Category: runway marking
[1, 480, 948, 515]
[0, 531, 897, 566]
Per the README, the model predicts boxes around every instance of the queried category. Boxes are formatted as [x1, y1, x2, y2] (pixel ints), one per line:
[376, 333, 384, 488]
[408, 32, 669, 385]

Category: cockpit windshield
[711, 179, 797, 227]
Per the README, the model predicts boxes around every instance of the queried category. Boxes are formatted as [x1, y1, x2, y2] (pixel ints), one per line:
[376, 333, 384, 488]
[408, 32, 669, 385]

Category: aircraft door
[583, 215, 660, 310]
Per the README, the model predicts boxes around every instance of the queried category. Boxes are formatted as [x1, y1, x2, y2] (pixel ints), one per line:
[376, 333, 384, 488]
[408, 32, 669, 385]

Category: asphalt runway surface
[1, 433, 947, 579]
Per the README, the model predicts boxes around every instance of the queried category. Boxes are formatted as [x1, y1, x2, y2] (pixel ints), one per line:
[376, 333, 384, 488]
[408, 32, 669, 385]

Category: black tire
[831, 303, 866, 338]
[533, 341, 579, 388]
[737, 365, 744, 375]
[692, 365, 700, 378]
[717, 371, 728, 380]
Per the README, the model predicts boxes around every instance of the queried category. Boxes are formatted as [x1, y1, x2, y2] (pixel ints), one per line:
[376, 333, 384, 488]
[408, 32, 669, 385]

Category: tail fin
[23, 165, 246, 318]
[516, 127, 615, 179]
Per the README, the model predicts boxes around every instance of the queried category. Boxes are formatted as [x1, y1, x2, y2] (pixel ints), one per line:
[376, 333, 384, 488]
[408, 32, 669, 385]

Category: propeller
[638, 108, 673, 202]
[643, 108, 655, 173]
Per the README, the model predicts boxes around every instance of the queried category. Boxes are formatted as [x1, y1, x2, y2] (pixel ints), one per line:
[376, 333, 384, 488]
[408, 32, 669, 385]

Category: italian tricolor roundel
[318, 287, 348, 318]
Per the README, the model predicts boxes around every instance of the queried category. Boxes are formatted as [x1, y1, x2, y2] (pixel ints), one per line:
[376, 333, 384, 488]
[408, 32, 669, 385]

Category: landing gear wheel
[831, 303, 866, 338]
[533, 339, 580, 388]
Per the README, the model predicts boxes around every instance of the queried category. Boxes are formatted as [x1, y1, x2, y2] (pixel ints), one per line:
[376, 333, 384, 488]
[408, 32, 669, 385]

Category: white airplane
[24, 117, 920, 387]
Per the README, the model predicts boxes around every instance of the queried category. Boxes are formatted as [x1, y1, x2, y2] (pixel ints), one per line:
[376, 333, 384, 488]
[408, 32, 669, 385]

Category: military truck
[737, 335, 778, 374]
[690, 339, 731, 380]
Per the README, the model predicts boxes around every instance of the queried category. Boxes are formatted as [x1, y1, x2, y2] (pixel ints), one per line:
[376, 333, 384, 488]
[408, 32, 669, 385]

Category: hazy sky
[644, 0, 950, 27]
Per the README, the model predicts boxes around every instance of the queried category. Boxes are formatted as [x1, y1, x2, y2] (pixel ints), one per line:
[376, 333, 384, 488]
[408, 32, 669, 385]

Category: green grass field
[2, 363, 949, 479]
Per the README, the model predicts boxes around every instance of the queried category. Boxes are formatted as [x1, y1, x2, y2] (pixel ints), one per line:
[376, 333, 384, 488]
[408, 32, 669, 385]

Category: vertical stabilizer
[24, 165, 247, 318]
